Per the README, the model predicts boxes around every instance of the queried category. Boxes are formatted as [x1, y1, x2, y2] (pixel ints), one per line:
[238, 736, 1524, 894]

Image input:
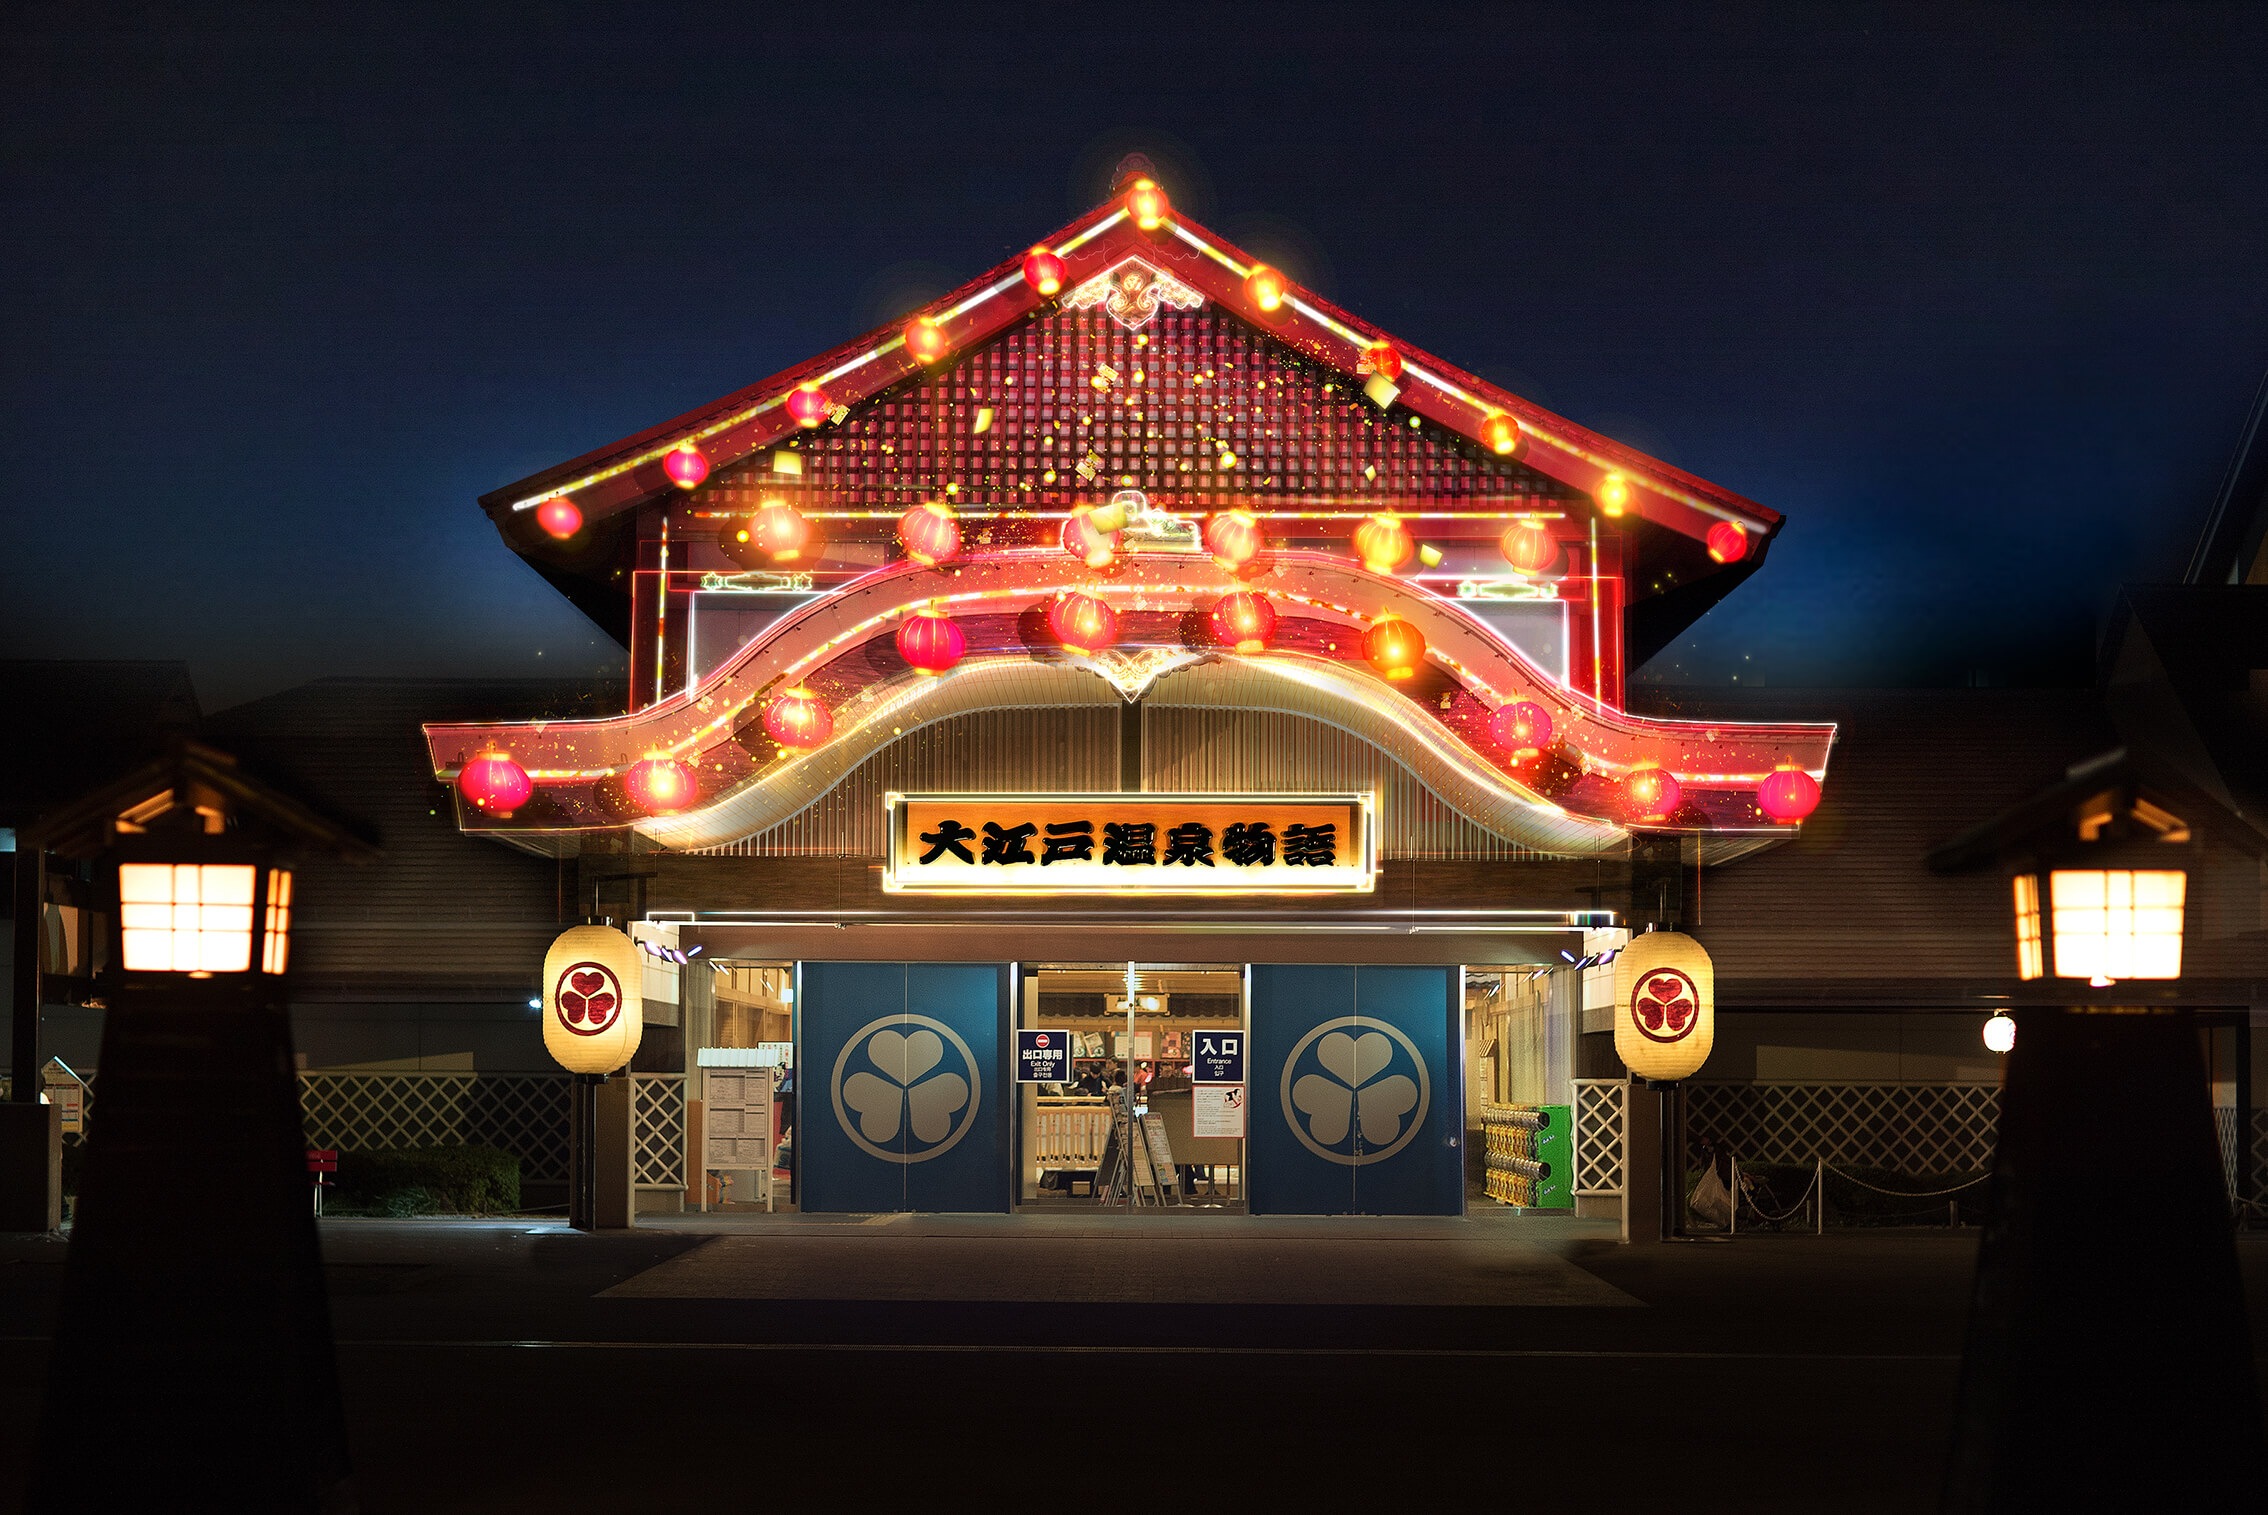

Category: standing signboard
[1016, 1029, 1072, 1084]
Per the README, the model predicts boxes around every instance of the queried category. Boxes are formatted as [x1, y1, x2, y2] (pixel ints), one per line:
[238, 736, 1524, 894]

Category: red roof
[479, 191, 1781, 549]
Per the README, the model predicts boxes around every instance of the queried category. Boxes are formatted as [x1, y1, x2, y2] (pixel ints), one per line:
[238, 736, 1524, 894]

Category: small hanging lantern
[896, 605, 967, 675]
[1982, 1013, 2016, 1053]
[1625, 764, 1682, 820]
[456, 748, 532, 818]
[1363, 341, 1405, 383]
[1244, 264, 1288, 315]
[1500, 521, 1556, 575]
[1612, 931, 1714, 1083]
[785, 383, 830, 429]
[1479, 413, 1523, 457]
[1022, 245, 1067, 297]
[1757, 764, 1822, 823]
[1209, 590, 1278, 652]
[623, 752, 697, 815]
[1489, 701, 1554, 756]
[1596, 473, 1631, 516]
[1707, 520, 1750, 563]
[897, 500, 960, 566]
[1203, 509, 1262, 572]
[663, 441, 709, 490]
[1048, 590, 1119, 653]
[762, 687, 834, 750]
[534, 497, 583, 540]
[744, 499, 814, 563]
[1351, 513, 1415, 574]
[1126, 177, 1170, 232]
[1061, 504, 1120, 569]
[1364, 615, 1426, 680]
[904, 316, 949, 365]
[541, 924, 644, 1075]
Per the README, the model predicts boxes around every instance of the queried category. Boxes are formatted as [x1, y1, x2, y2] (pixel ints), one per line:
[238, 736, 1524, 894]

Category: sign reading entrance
[1015, 1029, 1072, 1084]
[1190, 1030, 1246, 1085]
[883, 793, 1376, 895]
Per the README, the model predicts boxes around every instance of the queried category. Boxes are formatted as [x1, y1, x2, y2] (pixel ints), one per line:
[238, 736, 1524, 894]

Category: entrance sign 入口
[882, 792, 1376, 895]
[1191, 1030, 1246, 1085]
[1192, 1083, 1247, 1138]
[1016, 1029, 1072, 1083]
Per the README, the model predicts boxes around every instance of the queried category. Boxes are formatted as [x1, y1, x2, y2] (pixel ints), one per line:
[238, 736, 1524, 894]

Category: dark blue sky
[7, 4, 2264, 708]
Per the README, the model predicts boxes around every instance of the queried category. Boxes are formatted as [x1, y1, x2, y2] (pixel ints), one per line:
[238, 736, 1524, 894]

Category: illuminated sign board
[882, 793, 1376, 896]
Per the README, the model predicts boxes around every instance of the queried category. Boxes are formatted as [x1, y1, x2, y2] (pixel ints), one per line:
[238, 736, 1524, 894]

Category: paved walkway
[609, 1210, 1639, 1306]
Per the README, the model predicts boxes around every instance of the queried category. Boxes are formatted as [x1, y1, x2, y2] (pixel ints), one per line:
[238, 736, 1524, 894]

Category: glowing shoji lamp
[24, 736, 378, 1509]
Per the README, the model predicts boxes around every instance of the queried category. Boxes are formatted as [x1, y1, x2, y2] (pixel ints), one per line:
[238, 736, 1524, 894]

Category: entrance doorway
[1017, 963, 1247, 1213]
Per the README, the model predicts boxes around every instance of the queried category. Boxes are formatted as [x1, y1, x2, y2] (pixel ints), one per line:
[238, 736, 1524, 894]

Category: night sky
[7, 4, 2265, 709]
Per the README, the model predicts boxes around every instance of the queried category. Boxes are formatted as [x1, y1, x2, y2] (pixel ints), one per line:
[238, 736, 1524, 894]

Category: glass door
[1016, 962, 1247, 1212]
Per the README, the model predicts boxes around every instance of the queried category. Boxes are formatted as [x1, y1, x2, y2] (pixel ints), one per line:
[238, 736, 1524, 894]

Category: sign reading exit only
[1015, 1029, 1072, 1083]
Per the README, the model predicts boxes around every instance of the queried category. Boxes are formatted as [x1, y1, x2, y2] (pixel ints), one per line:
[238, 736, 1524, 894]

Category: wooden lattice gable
[481, 191, 1780, 553]
[690, 301, 1588, 531]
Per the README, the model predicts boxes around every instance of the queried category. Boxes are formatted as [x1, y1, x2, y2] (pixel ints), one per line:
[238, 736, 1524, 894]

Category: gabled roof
[479, 188, 1783, 552]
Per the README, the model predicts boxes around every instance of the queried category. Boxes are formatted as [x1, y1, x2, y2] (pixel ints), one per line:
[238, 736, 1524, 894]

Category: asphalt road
[3, 1212, 2263, 1513]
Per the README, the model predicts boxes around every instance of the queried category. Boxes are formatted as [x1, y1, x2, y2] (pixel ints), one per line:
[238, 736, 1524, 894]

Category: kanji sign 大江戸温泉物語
[882, 794, 1375, 894]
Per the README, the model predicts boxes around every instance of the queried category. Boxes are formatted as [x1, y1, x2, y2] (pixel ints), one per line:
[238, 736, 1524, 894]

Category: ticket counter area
[1018, 964, 1247, 1211]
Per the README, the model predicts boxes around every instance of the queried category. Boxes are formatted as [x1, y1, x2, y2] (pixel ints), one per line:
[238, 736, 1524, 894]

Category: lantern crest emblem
[554, 961, 623, 1036]
[1630, 966, 1699, 1043]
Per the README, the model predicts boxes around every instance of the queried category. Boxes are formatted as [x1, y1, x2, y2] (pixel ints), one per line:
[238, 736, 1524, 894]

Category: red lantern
[1126, 177, 1170, 231]
[1048, 591, 1119, 653]
[1479, 413, 1523, 457]
[624, 752, 697, 815]
[534, 497, 582, 540]
[1364, 341, 1404, 383]
[1022, 245, 1066, 297]
[1757, 765, 1821, 823]
[762, 687, 833, 750]
[1245, 264, 1288, 315]
[1364, 615, 1426, 680]
[896, 606, 967, 675]
[1500, 521, 1556, 575]
[740, 500, 812, 563]
[663, 441, 709, 490]
[1625, 765, 1682, 820]
[456, 748, 532, 818]
[1351, 513, 1415, 574]
[1203, 509, 1262, 572]
[904, 317, 948, 365]
[1707, 520, 1750, 564]
[1489, 701, 1554, 754]
[897, 501, 960, 566]
[1210, 590, 1278, 652]
[1061, 505, 1119, 569]
[785, 383, 830, 429]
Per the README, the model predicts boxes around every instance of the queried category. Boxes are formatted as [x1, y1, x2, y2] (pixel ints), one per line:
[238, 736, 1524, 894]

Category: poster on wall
[1192, 1084, 1247, 1139]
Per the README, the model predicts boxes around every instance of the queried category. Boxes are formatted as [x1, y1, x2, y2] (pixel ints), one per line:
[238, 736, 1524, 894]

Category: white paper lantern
[1611, 930, 1714, 1083]
[541, 924, 644, 1074]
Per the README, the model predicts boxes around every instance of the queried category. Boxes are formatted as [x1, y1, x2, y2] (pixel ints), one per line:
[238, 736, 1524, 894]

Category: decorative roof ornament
[1064, 256, 1205, 332]
[1111, 488, 1201, 551]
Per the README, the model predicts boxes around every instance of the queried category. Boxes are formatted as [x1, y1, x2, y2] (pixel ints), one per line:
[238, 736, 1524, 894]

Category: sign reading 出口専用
[882, 793, 1376, 895]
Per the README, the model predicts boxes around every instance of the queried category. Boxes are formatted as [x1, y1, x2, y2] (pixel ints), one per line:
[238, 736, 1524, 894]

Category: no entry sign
[1016, 1029, 1072, 1083]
